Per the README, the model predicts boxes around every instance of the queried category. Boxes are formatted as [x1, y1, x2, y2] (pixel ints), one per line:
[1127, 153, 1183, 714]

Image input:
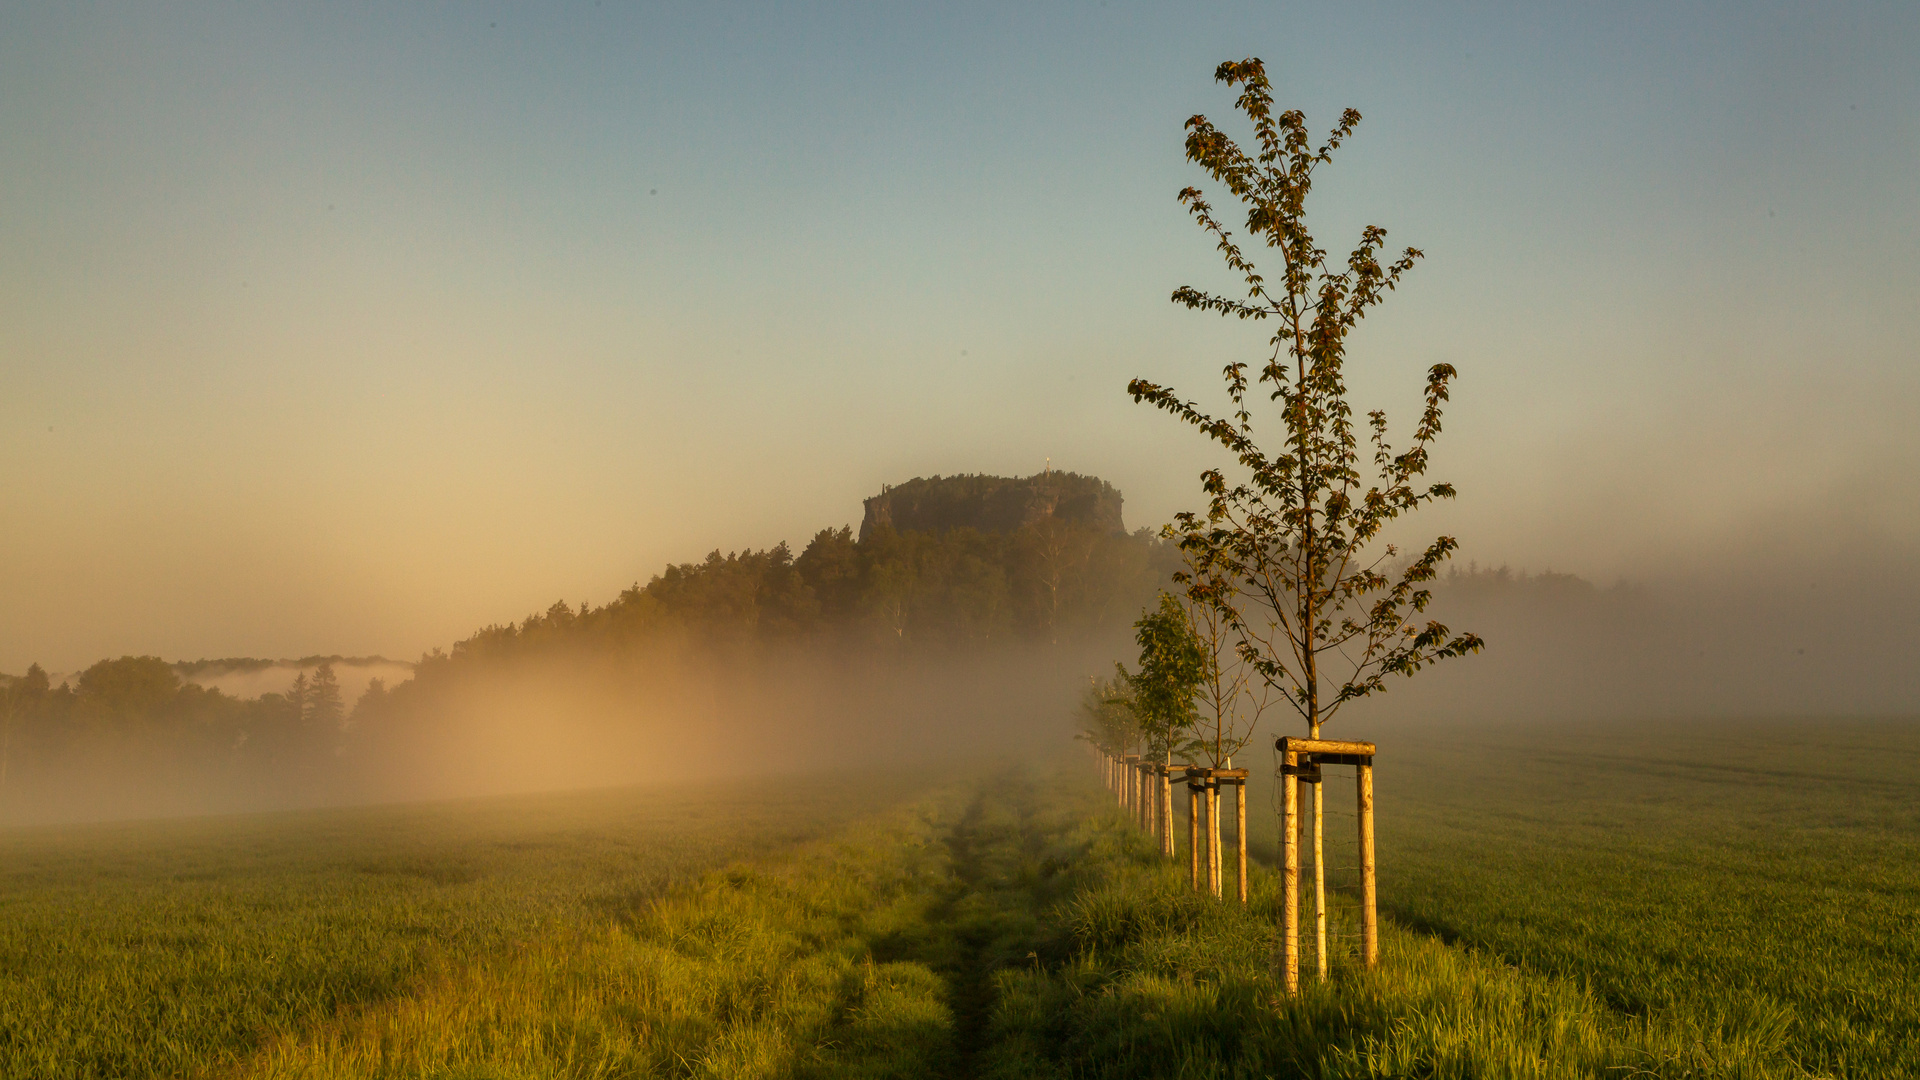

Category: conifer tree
[308, 662, 343, 734]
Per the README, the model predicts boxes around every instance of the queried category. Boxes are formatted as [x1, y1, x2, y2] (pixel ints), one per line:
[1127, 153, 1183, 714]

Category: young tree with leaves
[1121, 593, 1208, 855]
[1130, 57, 1483, 966]
[1075, 673, 1136, 805]
[1172, 542, 1267, 770]
[1169, 544, 1269, 898]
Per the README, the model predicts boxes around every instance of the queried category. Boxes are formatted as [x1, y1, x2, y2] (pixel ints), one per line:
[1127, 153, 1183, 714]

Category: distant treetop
[859, 471, 1125, 541]
[170, 656, 411, 677]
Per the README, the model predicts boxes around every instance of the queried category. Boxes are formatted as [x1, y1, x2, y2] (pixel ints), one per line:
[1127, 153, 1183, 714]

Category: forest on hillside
[0, 474, 1179, 821]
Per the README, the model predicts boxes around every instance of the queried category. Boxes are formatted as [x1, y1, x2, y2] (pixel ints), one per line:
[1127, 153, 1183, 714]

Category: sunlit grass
[3, 719, 1914, 1079]
[1222, 716, 1920, 1080]
[0, 771, 948, 1079]
[988, 811, 1810, 1079]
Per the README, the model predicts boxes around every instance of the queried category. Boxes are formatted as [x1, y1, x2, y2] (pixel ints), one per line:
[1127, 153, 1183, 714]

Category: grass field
[1380, 717, 1920, 1079]
[2, 717, 1916, 1078]
[1239, 716, 1920, 1079]
[0, 769, 950, 1078]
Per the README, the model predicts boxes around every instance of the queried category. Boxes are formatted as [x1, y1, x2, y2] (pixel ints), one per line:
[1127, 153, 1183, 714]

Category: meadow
[1374, 716, 1920, 1079]
[0, 768, 954, 1078]
[1, 717, 1915, 1078]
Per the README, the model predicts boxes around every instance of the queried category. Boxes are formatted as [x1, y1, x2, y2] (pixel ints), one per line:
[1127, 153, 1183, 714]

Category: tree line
[0, 499, 1178, 819]
[0, 657, 362, 813]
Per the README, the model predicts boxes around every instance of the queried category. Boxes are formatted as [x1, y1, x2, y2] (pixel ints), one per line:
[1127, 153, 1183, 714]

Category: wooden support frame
[1275, 736, 1378, 992]
[1102, 757, 1252, 895]
[1180, 767, 1247, 900]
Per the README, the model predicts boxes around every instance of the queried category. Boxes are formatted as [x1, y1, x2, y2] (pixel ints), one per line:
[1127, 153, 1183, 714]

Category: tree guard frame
[1276, 736, 1378, 995]
[1181, 766, 1249, 901]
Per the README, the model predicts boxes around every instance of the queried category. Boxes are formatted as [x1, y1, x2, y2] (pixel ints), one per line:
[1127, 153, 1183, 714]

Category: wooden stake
[1153, 766, 1162, 840]
[1202, 779, 1213, 896]
[1153, 765, 1164, 844]
[1209, 779, 1223, 898]
[1235, 776, 1248, 905]
[1145, 763, 1155, 838]
[1282, 750, 1299, 994]
[1137, 761, 1145, 830]
[1161, 767, 1175, 858]
[1358, 761, 1378, 969]
[1187, 777, 1200, 889]
[1311, 774, 1328, 982]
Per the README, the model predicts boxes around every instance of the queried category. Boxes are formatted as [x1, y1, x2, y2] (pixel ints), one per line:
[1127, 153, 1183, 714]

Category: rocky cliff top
[859, 471, 1125, 541]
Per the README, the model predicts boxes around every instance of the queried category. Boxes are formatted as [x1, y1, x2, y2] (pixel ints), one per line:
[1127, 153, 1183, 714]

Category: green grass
[3, 717, 1916, 1078]
[1223, 716, 1920, 1078]
[0, 770, 950, 1079]
[1373, 717, 1920, 1080]
[972, 774, 1824, 1080]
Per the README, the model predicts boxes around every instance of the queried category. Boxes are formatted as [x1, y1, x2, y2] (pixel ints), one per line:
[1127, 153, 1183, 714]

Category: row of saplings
[1099, 728, 1249, 902]
[1079, 593, 1257, 902]
[1078, 594, 1383, 993]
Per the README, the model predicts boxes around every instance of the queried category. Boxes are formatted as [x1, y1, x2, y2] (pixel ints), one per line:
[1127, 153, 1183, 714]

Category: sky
[4, 1, 1917, 673]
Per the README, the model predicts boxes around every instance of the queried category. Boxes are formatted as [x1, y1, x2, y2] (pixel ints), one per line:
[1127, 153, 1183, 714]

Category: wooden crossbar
[1181, 767, 1249, 780]
[1274, 736, 1375, 757]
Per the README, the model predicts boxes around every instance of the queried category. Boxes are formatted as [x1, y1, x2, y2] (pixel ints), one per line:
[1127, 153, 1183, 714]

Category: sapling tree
[1170, 543, 1269, 899]
[1075, 672, 1137, 803]
[1132, 57, 1482, 743]
[1120, 593, 1208, 854]
[1171, 543, 1268, 771]
[1130, 58, 1483, 940]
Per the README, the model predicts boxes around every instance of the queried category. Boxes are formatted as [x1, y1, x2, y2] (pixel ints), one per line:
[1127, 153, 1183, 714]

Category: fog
[358, 643, 1124, 800]
[183, 659, 416, 707]
[0, 634, 1135, 828]
[7, 529, 1917, 832]
[1362, 566, 1920, 730]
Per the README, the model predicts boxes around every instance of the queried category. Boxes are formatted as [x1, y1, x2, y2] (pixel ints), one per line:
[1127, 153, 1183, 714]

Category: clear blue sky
[4, 1, 1916, 670]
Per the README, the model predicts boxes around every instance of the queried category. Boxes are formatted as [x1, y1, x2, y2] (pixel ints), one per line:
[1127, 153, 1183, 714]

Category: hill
[860, 471, 1125, 541]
